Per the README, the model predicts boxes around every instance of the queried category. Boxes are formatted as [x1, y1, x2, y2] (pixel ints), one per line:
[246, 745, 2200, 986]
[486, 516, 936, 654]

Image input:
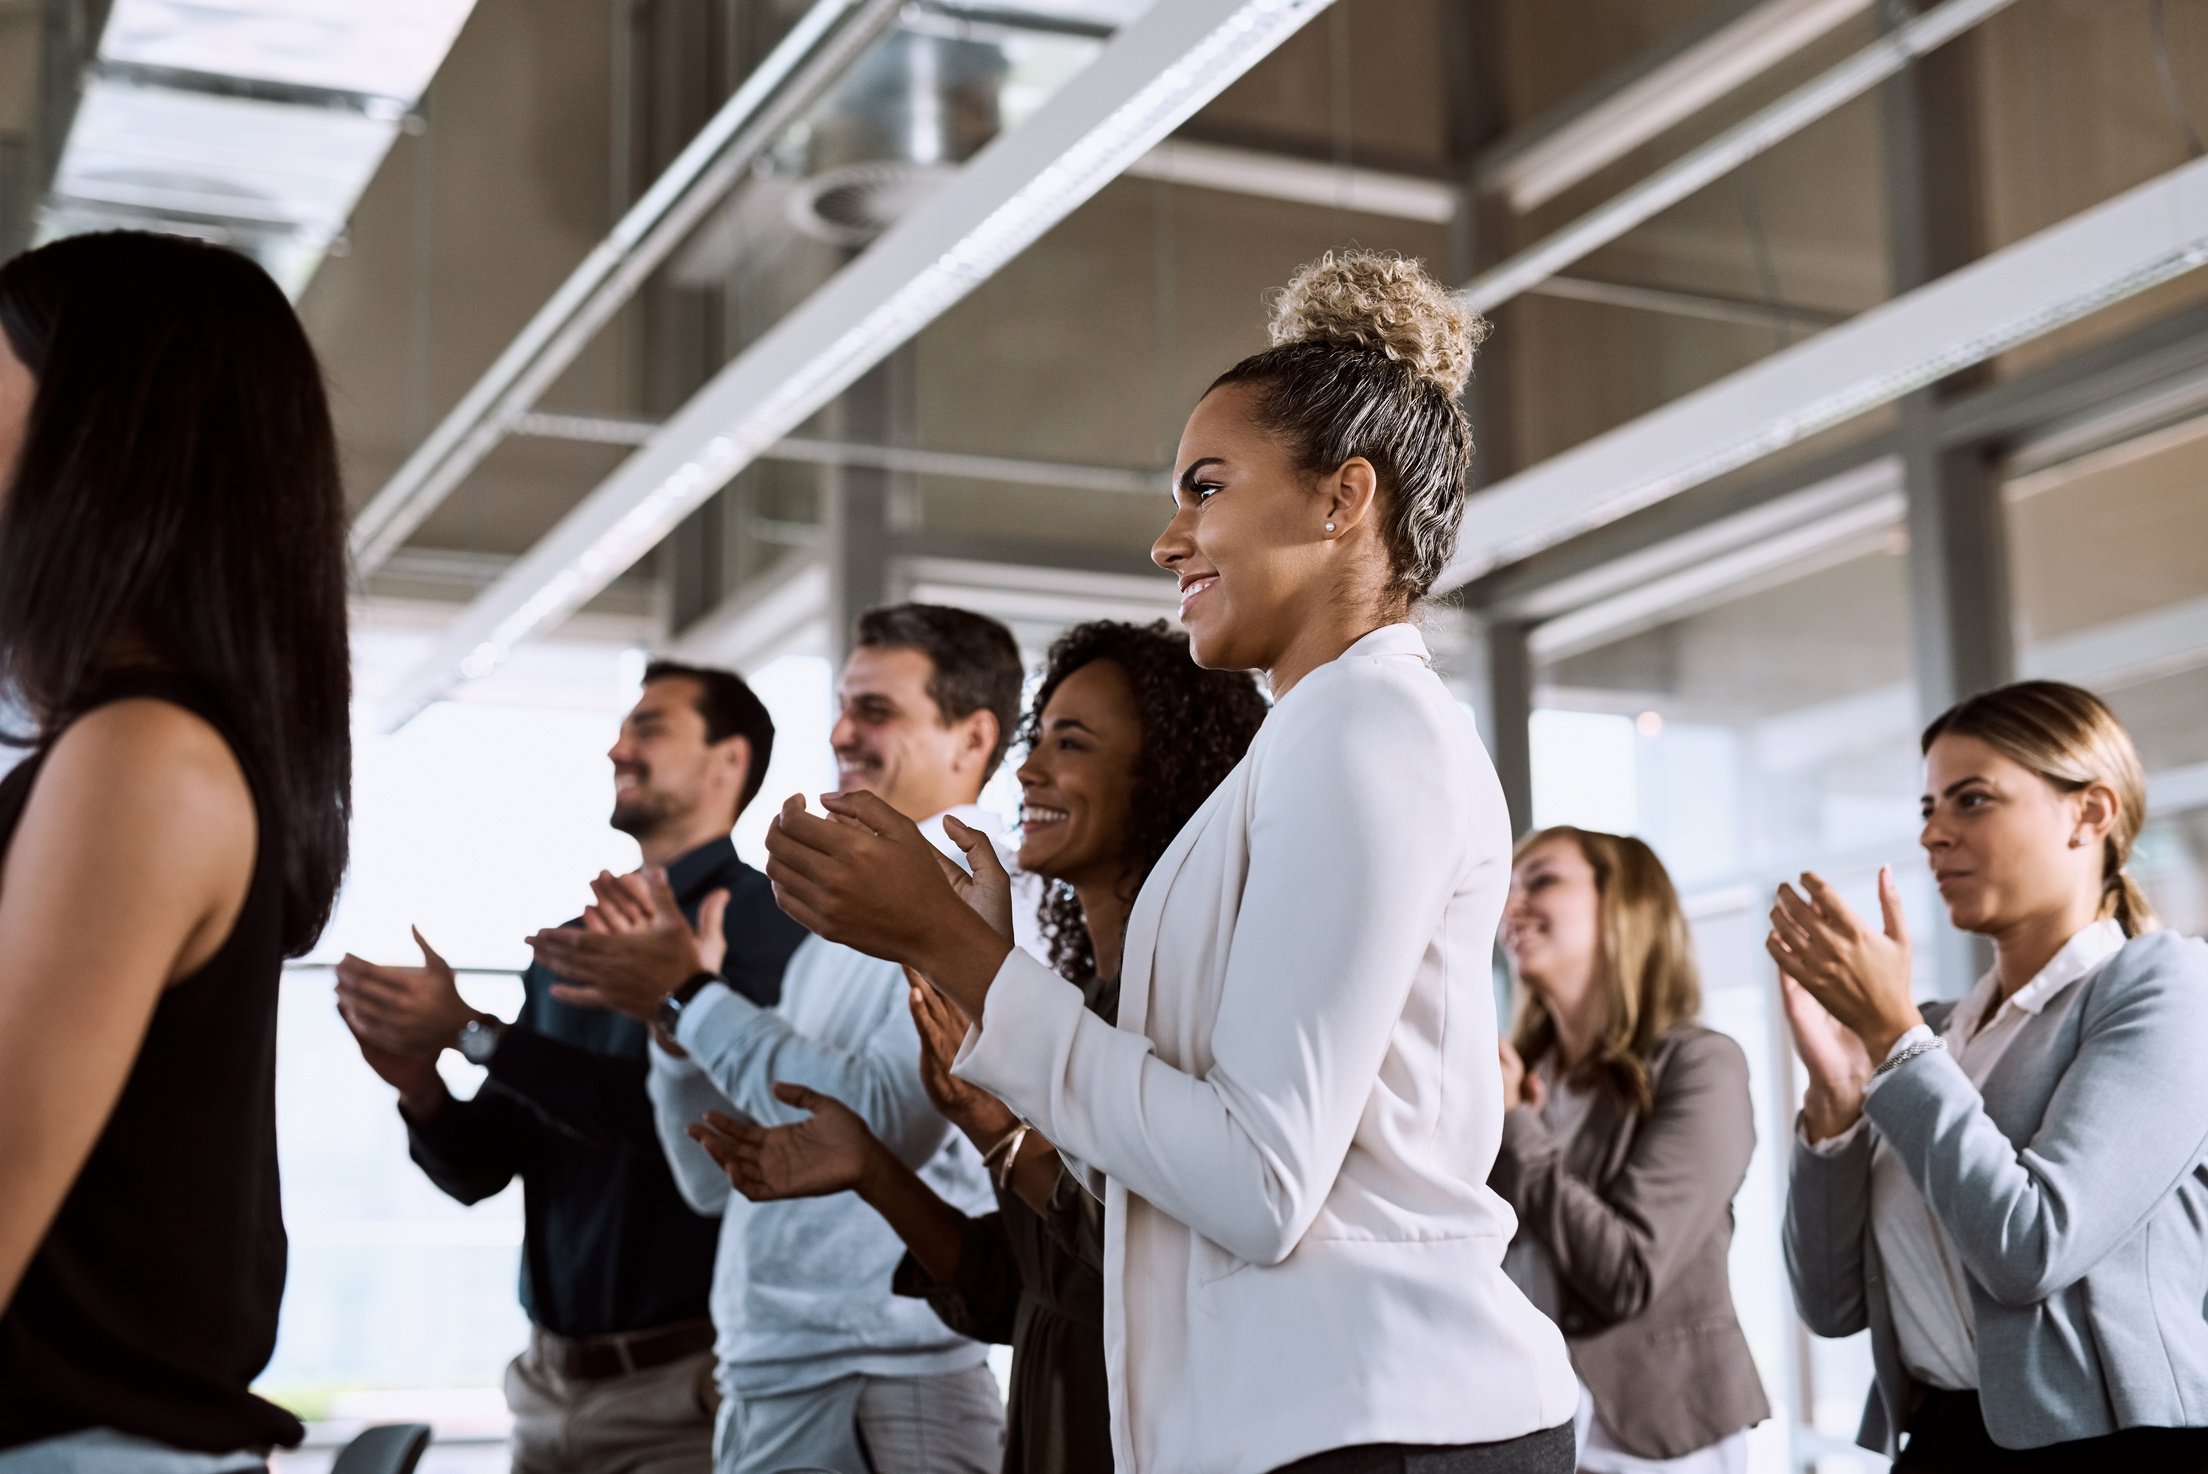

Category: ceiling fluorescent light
[1439, 152, 2208, 590]
[376, 0, 1333, 730]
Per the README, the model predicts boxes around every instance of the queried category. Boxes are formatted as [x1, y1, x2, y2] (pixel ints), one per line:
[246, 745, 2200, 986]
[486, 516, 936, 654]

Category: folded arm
[406, 1085, 530, 1205]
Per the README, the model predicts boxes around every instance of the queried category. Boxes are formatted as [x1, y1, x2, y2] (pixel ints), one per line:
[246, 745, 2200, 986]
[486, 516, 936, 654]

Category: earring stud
[1325, 521, 1336, 533]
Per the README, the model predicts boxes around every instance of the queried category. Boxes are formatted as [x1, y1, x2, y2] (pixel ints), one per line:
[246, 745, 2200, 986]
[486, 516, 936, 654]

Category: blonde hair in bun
[1268, 250, 1488, 399]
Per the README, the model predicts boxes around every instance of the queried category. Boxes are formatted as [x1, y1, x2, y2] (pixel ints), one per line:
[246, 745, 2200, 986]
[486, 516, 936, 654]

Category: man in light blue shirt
[543, 605, 1030, 1474]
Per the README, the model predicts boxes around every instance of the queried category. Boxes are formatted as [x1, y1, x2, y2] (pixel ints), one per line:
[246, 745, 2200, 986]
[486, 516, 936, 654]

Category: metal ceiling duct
[672, 1, 1134, 283]
[784, 29, 1007, 249]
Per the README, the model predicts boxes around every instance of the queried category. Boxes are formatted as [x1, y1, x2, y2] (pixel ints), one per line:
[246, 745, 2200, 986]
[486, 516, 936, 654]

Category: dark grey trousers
[1267, 1424, 1576, 1474]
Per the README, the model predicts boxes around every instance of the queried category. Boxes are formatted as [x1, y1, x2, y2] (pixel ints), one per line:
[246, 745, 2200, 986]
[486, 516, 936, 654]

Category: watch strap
[655, 971, 721, 1039]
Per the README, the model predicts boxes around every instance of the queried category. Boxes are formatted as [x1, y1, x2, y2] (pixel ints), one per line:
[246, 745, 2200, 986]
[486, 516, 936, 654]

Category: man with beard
[527, 605, 1031, 1474]
[334, 661, 807, 1474]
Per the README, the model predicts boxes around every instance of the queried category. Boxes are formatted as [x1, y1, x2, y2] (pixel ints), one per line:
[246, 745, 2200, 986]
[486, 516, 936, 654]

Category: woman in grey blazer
[1492, 828, 1770, 1473]
[1778, 680, 2208, 1470]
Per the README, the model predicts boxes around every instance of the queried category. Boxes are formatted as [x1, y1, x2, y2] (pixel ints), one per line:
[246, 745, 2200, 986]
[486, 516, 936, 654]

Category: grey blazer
[1490, 1026, 1772, 1460]
[1785, 929, 2208, 1453]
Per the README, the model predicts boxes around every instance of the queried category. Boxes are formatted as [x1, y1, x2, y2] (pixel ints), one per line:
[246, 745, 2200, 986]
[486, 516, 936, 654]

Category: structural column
[1882, 0, 2006, 993]
[825, 356, 912, 663]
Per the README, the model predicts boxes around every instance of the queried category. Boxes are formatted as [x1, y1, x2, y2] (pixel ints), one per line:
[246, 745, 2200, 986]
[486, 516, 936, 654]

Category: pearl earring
[1325, 521, 1337, 534]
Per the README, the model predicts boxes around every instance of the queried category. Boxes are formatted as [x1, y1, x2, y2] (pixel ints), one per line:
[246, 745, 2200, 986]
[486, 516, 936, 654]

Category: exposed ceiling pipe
[347, 0, 907, 572]
[372, 0, 1336, 731]
[510, 409, 1161, 495]
[1457, 0, 2020, 316]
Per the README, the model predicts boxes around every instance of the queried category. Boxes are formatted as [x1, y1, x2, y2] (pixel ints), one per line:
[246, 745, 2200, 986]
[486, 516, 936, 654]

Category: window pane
[1528, 512, 1921, 1462]
[2009, 417, 2208, 934]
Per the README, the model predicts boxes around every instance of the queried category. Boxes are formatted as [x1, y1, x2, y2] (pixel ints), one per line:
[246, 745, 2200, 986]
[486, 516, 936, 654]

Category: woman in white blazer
[765, 251, 1578, 1474]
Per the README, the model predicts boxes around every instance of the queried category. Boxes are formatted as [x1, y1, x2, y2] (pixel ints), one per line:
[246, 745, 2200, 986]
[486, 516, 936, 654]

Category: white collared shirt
[1835, 917, 2128, 1389]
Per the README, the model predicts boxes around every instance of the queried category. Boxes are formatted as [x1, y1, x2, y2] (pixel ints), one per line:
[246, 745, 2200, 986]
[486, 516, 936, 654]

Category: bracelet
[1874, 1035, 1946, 1079]
[982, 1122, 1031, 1189]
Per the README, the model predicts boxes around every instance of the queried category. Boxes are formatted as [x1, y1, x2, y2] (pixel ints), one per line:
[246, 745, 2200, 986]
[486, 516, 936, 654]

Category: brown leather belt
[531, 1317, 714, 1381]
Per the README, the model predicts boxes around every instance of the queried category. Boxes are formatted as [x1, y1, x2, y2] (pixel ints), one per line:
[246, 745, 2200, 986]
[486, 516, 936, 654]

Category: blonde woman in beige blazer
[765, 251, 1577, 1474]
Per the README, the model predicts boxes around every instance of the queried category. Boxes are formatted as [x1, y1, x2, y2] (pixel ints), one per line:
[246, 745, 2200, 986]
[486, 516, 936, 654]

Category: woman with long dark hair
[0, 232, 350, 1471]
[763, 252, 1579, 1472]
[688, 620, 1267, 1474]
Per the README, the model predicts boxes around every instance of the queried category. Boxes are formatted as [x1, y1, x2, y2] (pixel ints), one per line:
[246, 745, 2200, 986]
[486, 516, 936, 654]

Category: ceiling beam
[1479, 0, 1874, 213]
[374, 0, 1336, 731]
[511, 410, 1163, 495]
[1437, 151, 2208, 591]
[1458, 0, 2019, 315]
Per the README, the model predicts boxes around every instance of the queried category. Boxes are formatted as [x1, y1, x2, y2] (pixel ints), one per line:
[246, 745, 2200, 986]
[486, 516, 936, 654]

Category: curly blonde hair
[1269, 249, 1489, 398]
[1210, 250, 1487, 600]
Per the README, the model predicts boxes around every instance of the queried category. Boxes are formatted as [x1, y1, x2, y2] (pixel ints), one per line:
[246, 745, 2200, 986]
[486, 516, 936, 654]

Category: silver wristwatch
[456, 1015, 504, 1066]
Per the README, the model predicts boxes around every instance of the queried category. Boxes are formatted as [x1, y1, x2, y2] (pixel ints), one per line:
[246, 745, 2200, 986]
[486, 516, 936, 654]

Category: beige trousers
[505, 1339, 718, 1474]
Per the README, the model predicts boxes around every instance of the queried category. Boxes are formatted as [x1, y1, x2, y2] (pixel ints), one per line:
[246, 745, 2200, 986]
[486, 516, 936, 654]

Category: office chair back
[329, 1422, 433, 1474]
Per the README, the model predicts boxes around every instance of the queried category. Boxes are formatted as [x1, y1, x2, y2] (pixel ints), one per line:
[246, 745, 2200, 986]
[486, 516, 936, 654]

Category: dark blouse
[0, 672, 303, 1455]
[893, 974, 1118, 1474]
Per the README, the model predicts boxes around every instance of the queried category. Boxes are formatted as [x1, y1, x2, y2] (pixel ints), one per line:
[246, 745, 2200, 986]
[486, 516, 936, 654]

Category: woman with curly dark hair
[690, 620, 1265, 1474]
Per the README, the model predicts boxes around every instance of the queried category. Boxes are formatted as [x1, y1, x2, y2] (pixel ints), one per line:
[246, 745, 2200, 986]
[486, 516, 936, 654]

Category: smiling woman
[691, 619, 1265, 1474]
[762, 251, 1583, 1474]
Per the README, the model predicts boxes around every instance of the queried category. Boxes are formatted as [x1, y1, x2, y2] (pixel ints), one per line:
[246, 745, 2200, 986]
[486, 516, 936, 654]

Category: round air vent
[786, 160, 955, 249]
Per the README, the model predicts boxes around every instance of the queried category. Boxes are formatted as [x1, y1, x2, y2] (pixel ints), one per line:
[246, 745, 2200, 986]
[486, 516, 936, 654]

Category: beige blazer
[957, 623, 1577, 1474]
[1490, 1027, 1771, 1460]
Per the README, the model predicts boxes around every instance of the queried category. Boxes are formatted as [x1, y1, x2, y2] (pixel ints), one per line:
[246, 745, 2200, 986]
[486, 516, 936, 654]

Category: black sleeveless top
[0, 672, 304, 1454]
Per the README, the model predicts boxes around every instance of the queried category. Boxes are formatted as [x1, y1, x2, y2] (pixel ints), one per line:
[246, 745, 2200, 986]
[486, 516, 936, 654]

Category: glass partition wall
[1487, 356, 2208, 1474]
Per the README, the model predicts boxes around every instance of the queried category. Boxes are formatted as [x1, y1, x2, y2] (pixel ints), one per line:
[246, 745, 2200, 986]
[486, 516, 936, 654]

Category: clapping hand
[1766, 867, 1923, 1062]
[334, 928, 478, 1055]
[764, 793, 1012, 1016]
[1769, 867, 1918, 1142]
[938, 815, 1015, 944]
[907, 972, 1015, 1146]
[687, 1083, 880, 1202]
[1779, 972, 1872, 1143]
[528, 868, 727, 1021]
[1497, 1039, 1546, 1112]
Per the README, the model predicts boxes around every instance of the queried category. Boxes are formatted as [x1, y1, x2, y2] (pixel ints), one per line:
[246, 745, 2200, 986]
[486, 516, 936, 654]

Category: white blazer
[957, 623, 1577, 1474]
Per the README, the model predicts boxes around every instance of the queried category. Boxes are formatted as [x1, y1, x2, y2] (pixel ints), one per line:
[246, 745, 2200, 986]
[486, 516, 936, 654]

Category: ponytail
[1925, 681, 2158, 938]
[2104, 851, 2159, 938]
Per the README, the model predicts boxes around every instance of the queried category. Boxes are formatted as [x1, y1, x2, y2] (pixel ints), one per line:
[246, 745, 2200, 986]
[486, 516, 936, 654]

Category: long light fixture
[1458, 0, 2018, 315]
[1439, 152, 2208, 590]
[376, 0, 1334, 730]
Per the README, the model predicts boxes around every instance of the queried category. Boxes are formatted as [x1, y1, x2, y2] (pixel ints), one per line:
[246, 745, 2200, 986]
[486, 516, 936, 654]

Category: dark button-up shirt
[405, 837, 807, 1338]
